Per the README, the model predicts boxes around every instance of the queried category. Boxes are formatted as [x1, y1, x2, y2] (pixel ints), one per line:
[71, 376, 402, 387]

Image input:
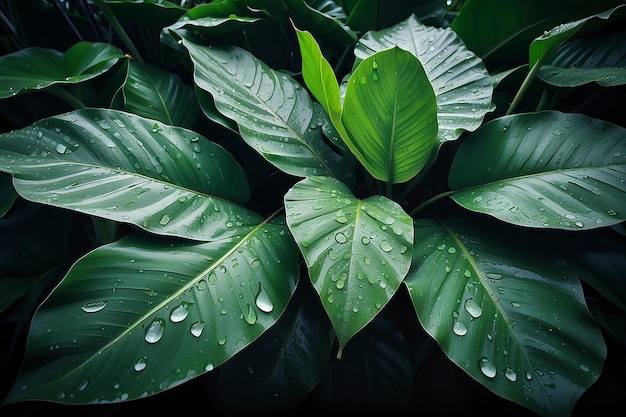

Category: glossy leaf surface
[405, 216, 606, 417]
[175, 34, 355, 185]
[354, 14, 493, 146]
[0, 42, 126, 98]
[342, 47, 438, 183]
[5, 224, 299, 404]
[449, 111, 626, 230]
[284, 176, 413, 353]
[0, 108, 259, 241]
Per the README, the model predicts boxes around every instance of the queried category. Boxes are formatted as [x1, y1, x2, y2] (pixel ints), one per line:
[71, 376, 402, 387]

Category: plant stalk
[505, 56, 545, 115]
[91, 0, 144, 63]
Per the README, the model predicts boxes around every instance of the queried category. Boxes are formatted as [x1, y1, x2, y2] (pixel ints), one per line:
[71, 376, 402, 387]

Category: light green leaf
[342, 46, 438, 183]
[4, 224, 299, 404]
[175, 34, 355, 185]
[405, 216, 606, 417]
[0, 42, 126, 99]
[115, 61, 200, 127]
[354, 14, 493, 145]
[0, 108, 260, 241]
[529, 4, 626, 69]
[284, 176, 413, 354]
[448, 111, 626, 230]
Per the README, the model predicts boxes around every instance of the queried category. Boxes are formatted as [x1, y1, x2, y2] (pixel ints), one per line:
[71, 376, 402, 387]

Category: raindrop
[170, 302, 191, 323]
[479, 358, 497, 378]
[371, 71, 379, 82]
[255, 284, 274, 313]
[81, 301, 107, 313]
[245, 304, 258, 325]
[464, 298, 482, 318]
[453, 320, 467, 336]
[218, 336, 227, 346]
[134, 357, 147, 372]
[335, 232, 347, 244]
[505, 368, 518, 382]
[190, 321, 204, 337]
[145, 319, 165, 343]
[447, 246, 457, 254]
[159, 214, 171, 225]
[361, 236, 370, 245]
[55, 143, 67, 154]
[379, 240, 392, 252]
[98, 120, 111, 129]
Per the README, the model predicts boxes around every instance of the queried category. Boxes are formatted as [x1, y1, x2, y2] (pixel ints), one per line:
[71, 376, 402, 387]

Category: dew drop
[134, 357, 148, 372]
[144, 319, 165, 343]
[159, 214, 171, 225]
[505, 368, 518, 382]
[81, 301, 107, 313]
[170, 302, 191, 323]
[479, 358, 497, 378]
[245, 304, 258, 324]
[453, 319, 467, 336]
[255, 284, 274, 313]
[190, 321, 204, 337]
[55, 143, 68, 154]
[464, 298, 482, 318]
[447, 246, 457, 254]
[379, 240, 392, 252]
[335, 232, 347, 244]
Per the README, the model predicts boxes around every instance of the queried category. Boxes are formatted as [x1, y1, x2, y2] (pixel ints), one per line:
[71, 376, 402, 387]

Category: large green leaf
[405, 216, 606, 417]
[537, 31, 626, 87]
[448, 111, 626, 230]
[342, 46, 438, 183]
[114, 61, 200, 127]
[0, 42, 126, 99]
[286, 0, 357, 45]
[284, 176, 413, 355]
[354, 14, 493, 146]
[0, 108, 260, 241]
[217, 285, 333, 414]
[529, 4, 626, 69]
[174, 33, 355, 186]
[4, 223, 299, 405]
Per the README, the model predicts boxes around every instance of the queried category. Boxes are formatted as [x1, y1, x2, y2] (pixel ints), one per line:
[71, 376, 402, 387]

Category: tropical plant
[1, 1, 625, 416]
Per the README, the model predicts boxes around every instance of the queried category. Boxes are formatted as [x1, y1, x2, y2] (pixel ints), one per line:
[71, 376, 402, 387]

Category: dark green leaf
[0, 108, 259, 241]
[405, 216, 606, 417]
[449, 111, 626, 230]
[0, 173, 17, 217]
[286, 0, 357, 45]
[284, 176, 413, 354]
[0, 42, 126, 99]
[4, 224, 299, 404]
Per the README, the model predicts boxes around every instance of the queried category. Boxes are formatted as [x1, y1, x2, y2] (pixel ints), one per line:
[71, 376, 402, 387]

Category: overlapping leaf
[174, 33, 355, 185]
[4, 223, 299, 404]
[405, 216, 606, 417]
[449, 111, 626, 230]
[354, 14, 493, 145]
[0, 42, 126, 99]
[0, 108, 259, 241]
[284, 176, 413, 354]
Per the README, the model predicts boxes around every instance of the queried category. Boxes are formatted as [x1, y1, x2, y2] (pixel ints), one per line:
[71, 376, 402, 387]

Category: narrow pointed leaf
[342, 46, 438, 183]
[405, 216, 606, 417]
[174, 34, 355, 185]
[115, 61, 200, 127]
[449, 111, 626, 230]
[0, 108, 260, 241]
[354, 14, 493, 145]
[284, 176, 413, 352]
[0, 42, 126, 99]
[4, 223, 299, 405]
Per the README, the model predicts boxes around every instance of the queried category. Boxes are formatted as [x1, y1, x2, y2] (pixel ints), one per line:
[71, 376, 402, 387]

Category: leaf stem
[91, 0, 144, 63]
[506, 57, 544, 115]
[409, 190, 456, 217]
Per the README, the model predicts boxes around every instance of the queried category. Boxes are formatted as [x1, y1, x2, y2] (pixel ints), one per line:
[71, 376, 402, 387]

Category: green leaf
[114, 61, 200, 127]
[0, 108, 260, 242]
[537, 31, 626, 87]
[175, 34, 355, 185]
[295, 27, 346, 141]
[448, 111, 626, 230]
[0, 172, 17, 217]
[405, 216, 606, 417]
[4, 224, 299, 405]
[0, 42, 126, 99]
[342, 46, 438, 183]
[284, 176, 413, 354]
[286, 0, 357, 45]
[529, 4, 626, 69]
[217, 285, 333, 414]
[354, 14, 493, 146]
